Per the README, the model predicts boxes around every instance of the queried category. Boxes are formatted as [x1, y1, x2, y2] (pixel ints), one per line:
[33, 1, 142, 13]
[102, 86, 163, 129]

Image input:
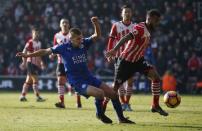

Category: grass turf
[0, 92, 202, 131]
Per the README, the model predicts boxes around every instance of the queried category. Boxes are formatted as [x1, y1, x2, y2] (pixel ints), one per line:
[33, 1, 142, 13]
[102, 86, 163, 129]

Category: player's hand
[20, 62, 26, 70]
[41, 63, 46, 70]
[107, 56, 115, 63]
[16, 52, 28, 58]
[105, 49, 116, 58]
[91, 16, 99, 23]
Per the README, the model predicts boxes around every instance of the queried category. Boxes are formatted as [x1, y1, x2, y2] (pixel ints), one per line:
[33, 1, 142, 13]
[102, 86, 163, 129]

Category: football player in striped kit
[19, 27, 46, 102]
[50, 18, 82, 108]
[103, 5, 135, 112]
[106, 9, 168, 116]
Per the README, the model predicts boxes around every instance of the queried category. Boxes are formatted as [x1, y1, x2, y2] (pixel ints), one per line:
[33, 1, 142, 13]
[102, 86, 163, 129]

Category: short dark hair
[147, 9, 161, 17]
[121, 4, 131, 10]
[69, 28, 82, 35]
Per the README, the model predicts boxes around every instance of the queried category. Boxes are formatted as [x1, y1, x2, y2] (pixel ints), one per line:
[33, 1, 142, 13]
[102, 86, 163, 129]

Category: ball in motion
[164, 91, 181, 108]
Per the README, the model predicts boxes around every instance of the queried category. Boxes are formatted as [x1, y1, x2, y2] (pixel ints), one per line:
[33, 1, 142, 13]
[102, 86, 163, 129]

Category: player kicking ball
[16, 17, 134, 124]
[106, 9, 168, 116]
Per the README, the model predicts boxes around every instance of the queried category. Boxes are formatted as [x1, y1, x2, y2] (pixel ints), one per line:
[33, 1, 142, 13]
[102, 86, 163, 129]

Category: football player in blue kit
[16, 17, 134, 124]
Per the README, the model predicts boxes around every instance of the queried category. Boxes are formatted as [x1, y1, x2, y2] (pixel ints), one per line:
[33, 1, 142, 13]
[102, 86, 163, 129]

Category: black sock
[111, 98, 124, 119]
[95, 98, 104, 116]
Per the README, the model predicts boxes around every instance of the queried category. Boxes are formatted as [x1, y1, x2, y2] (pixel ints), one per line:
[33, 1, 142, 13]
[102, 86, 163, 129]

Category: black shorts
[27, 62, 41, 75]
[114, 57, 153, 85]
[56, 63, 66, 76]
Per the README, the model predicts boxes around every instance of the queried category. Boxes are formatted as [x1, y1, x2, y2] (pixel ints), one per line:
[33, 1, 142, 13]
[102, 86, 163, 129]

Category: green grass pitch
[0, 92, 202, 131]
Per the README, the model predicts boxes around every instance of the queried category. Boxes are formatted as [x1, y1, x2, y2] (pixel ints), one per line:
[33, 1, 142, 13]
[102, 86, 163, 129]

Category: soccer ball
[164, 91, 181, 108]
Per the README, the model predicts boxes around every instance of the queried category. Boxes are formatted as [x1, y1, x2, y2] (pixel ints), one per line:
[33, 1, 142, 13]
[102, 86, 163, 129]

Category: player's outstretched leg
[111, 98, 135, 124]
[95, 98, 112, 124]
[150, 79, 168, 116]
[102, 82, 135, 124]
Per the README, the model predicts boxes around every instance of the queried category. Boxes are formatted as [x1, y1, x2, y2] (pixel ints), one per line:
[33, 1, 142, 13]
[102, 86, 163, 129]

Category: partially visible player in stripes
[19, 27, 46, 102]
[103, 5, 135, 112]
[106, 9, 168, 116]
[49, 18, 82, 108]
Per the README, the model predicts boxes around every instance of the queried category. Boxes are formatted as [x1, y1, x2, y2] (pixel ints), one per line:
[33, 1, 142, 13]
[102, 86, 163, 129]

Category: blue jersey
[144, 46, 156, 65]
[51, 37, 93, 85]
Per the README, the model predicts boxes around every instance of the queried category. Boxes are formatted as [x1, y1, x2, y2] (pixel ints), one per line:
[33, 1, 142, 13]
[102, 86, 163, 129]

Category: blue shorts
[71, 75, 102, 98]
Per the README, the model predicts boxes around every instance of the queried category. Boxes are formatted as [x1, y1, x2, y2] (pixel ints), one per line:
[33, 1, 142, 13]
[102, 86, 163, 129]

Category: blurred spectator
[144, 46, 156, 66]
[187, 52, 201, 78]
[162, 70, 177, 92]
[193, 37, 202, 57]
[0, 0, 200, 93]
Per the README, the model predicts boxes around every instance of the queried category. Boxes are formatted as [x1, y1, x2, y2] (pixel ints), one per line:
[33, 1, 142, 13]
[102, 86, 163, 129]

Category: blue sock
[95, 98, 103, 116]
[111, 98, 124, 119]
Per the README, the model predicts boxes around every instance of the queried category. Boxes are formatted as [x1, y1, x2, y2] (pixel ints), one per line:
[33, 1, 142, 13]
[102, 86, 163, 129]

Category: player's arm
[22, 46, 27, 64]
[107, 24, 117, 51]
[90, 16, 101, 42]
[106, 24, 117, 62]
[16, 48, 52, 58]
[19, 46, 28, 70]
[40, 57, 46, 70]
[49, 36, 57, 60]
[105, 33, 134, 58]
[49, 52, 56, 61]
[113, 33, 133, 51]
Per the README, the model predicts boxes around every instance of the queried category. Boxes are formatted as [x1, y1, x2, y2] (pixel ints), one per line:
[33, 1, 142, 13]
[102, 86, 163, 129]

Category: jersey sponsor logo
[72, 54, 87, 64]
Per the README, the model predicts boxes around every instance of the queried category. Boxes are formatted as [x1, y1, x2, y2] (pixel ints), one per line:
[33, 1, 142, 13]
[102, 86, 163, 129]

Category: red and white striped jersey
[25, 38, 43, 67]
[53, 31, 69, 63]
[120, 22, 151, 62]
[107, 21, 135, 58]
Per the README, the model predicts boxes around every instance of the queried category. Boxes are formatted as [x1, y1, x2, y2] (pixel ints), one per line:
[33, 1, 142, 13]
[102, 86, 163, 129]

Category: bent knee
[127, 82, 133, 87]
[58, 77, 66, 85]
[108, 91, 118, 99]
[152, 77, 161, 82]
[96, 90, 104, 99]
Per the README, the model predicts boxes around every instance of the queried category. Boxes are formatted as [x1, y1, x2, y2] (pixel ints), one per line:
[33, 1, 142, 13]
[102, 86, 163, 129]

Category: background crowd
[0, 0, 201, 93]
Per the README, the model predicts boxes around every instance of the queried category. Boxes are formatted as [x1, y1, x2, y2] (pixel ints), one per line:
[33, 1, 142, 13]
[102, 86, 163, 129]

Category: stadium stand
[0, 0, 201, 93]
